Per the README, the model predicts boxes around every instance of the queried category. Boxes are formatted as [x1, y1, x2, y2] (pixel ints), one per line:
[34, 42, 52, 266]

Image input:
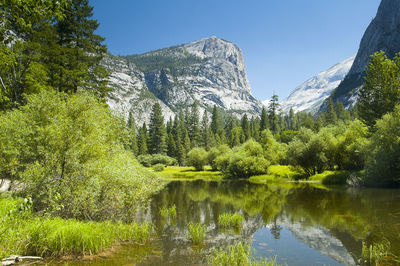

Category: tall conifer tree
[148, 103, 166, 154]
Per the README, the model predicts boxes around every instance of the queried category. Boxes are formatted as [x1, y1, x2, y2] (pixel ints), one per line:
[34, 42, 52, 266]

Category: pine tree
[268, 94, 280, 134]
[260, 107, 269, 131]
[148, 103, 166, 154]
[231, 127, 245, 147]
[201, 110, 212, 150]
[183, 128, 191, 154]
[126, 112, 138, 154]
[211, 105, 223, 136]
[250, 117, 260, 140]
[175, 134, 185, 166]
[184, 106, 191, 128]
[335, 101, 351, 121]
[324, 98, 338, 125]
[166, 132, 176, 157]
[137, 123, 148, 155]
[289, 108, 296, 130]
[50, 0, 109, 97]
[189, 102, 200, 147]
[241, 114, 251, 140]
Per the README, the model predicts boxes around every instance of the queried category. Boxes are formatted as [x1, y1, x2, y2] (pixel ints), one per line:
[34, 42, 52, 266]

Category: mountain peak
[327, 0, 400, 108]
[278, 55, 355, 114]
[105, 37, 261, 125]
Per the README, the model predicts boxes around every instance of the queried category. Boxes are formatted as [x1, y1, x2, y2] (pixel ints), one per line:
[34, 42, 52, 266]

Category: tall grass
[27, 219, 150, 256]
[218, 213, 244, 229]
[160, 205, 176, 219]
[0, 197, 151, 259]
[208, 242, 280, 266]
[359, 240, 400, 265]
[187, 223, 205, 245]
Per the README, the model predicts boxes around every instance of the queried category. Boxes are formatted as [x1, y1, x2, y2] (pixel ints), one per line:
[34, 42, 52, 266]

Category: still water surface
[61, 180, 400, 265]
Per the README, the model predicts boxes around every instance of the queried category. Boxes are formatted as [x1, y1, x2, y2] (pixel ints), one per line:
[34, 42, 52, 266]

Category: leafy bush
[0, 90, 163, 220]
[216, 140, 270, 178]
[153, 163, 165, 172]
[259, 130, 287, 164]
[286, 121, 368, 178]
[364, 106, 400, 186]
[208, 145, 231, 171]
[137, 154, 177, 167]
[187, 148, 208, 171]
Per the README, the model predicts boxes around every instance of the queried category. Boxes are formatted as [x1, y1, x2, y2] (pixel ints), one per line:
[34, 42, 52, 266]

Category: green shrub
[287, 121, 368, 178]
[153, 163, 165, 172]
[364, 106, 400, 186]
[309, 171, 351, 185]
[208, 145, 231, 171]
[187, 148, 208, 171]
[208, 242, 279, 266]
[0, 90, 163, 220]
[187, 223, 205, 245]
[218, 213, 244, 229]
[217, 140, 270, 178]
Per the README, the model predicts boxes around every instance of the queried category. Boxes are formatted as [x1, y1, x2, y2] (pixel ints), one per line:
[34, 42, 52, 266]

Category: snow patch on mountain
[279, 55, 355, 114]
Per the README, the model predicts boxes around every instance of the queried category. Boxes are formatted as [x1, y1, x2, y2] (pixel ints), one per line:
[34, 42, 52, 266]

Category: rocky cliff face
[327, 0, 400, 108]
[280, 55, 355, 114]
[104, 37, 262, 124]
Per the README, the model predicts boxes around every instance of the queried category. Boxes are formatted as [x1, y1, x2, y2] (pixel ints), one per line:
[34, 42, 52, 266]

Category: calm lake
[61, 180, 400, 265]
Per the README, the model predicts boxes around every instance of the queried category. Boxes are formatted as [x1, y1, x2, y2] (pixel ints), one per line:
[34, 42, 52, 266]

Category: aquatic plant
[187, 223, 205, 245]
[359, 240, 393, 265]
[218, 213, 244, 229]
[208, 242, 280, 266]
[160, 205, 176, 219]
[0, 197, 151, 259]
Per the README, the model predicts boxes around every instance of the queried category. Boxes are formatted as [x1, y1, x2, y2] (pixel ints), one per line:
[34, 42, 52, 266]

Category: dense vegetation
[124, 47, 205, 74]
[0, 0, 162, 259]
[133, 51, 400, 187]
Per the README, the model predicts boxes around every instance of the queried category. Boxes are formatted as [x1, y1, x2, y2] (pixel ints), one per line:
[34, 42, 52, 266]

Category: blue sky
[91, 0, 381, 101]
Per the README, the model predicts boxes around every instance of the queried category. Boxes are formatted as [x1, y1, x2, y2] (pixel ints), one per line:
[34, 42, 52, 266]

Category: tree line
[130, 51, 400, 187]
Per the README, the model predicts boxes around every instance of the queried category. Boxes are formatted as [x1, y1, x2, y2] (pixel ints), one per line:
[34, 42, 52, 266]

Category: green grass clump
[208, 242, 280, 266]
[27, 219, 150, 256]
[309, 170, 350, 185]
[0, 197, 151, 259]
[160, 205, 176, 219]
[158, 166, 223, 181]
[359, 240, 400, 265]
[218, 213, 244, 229]
[187, 223, 205, 245]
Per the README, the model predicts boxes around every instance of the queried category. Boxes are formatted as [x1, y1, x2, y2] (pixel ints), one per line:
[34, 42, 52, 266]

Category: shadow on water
[56, 180, 400, 265]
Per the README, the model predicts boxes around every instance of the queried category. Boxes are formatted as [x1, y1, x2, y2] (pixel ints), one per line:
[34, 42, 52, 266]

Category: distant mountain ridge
[104, 36, 262, 124]
[278, 55, 355, 114]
